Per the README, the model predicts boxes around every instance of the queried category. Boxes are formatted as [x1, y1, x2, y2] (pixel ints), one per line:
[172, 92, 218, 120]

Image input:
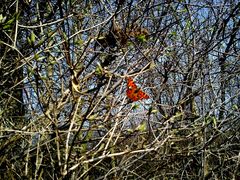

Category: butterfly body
[126, 78, 149, 101]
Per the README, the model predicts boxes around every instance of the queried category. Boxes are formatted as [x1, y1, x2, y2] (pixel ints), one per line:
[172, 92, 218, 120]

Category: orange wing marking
[126, 78, 149, 101]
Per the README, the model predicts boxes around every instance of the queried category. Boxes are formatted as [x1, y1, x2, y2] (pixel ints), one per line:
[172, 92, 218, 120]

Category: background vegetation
[0, 0, 239, 179]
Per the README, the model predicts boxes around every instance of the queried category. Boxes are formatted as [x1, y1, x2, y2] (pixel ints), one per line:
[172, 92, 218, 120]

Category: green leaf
[186, 20, 191, 30]
[95, 64, 103, 76]
[75, 38, 84, 45]
[169, 112, 183, 122]
[6, 18, 15, 25]
[212, 116, 217, 128]
[88, 113, 98, 121]
[0, 14, 6, 23]
[151, 109, 158, 114]
[34, 53, 39, 60]
[232, 104, 238, 110]
[136, 122, 147, 132]
[132, 104, 139, 110]
[170, 31, 177, 36]
[136, 34, 147, 43]
[127, 128, 134, 133]
[27, 37, 31, 45]
[31, 31, 36, 43]
[37, 38, 44, 46]
[3, 24, 11, 30]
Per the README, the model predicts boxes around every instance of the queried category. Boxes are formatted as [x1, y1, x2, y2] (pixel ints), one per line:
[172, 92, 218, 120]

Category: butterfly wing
[126, 78, 149, 101]
[126, 89, 138, 101]
[126, 77, 137, 89]
[136, 89, 149, 100]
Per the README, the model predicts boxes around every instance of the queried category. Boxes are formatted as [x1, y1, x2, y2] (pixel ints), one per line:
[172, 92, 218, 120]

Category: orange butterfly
[126, 77, 149, 101]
